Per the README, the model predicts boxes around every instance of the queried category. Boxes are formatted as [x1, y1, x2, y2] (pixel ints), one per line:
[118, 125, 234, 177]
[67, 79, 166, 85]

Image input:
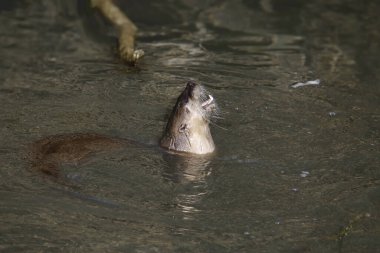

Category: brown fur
[29, 133, 124, 177]
[29, 82, 217, 180]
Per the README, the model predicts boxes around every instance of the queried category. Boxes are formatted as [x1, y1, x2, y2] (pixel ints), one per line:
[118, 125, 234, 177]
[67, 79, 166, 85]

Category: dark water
[1, 0, 379, 252]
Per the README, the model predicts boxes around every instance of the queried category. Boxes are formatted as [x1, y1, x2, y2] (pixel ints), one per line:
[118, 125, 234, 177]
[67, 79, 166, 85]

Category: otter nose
[186, 81, 197, 90]
[184, 81, 198, 98]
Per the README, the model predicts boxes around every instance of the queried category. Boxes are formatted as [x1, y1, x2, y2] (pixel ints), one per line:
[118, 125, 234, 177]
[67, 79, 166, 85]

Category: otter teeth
[202, 95, 214, 107]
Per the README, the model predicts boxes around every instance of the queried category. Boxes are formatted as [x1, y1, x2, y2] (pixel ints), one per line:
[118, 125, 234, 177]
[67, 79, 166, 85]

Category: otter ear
[178, 124, 187, 133]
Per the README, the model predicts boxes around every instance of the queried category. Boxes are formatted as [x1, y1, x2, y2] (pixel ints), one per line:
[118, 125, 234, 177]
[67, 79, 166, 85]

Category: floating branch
[91, 0, 144, 65]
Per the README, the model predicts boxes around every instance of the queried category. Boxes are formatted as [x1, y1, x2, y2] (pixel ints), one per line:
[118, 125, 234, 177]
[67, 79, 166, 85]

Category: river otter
[160, 81, 217, 154]
[30, 81, 217, 177]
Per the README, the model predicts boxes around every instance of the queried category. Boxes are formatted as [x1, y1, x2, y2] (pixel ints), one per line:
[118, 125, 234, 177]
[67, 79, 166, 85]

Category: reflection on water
[162, 153, 212, 183]
[162, 153, 212, 220]
[0, 0, 379, 252]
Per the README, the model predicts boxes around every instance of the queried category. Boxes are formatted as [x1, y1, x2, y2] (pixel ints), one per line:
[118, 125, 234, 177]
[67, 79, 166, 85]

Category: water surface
[0, 0, 379, 252]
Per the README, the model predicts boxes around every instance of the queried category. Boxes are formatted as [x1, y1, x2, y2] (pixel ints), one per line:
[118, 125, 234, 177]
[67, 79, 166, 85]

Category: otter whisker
[211, 115, 225, 120]
[209, 120, 228, 131]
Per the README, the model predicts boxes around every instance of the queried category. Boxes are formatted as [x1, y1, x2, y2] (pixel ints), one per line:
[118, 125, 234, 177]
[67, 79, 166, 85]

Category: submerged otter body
[30, 133, 124, 177]
[30, 81, 217, 177]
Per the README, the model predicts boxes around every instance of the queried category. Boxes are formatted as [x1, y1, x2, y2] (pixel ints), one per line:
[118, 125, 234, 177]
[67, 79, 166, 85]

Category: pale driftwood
[91, 0, 144, 65]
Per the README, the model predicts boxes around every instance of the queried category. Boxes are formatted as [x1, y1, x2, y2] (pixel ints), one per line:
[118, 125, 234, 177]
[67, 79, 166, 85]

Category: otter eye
[179, 124, 187, 133]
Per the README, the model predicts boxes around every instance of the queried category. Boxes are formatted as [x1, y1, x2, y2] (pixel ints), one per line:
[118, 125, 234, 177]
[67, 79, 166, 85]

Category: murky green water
[1, 0, 379, 252]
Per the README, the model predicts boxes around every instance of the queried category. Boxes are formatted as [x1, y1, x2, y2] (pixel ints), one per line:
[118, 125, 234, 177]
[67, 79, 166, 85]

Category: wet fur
[160, 82, 216, 154]
[29, 133, 124, 177]
[29, 82, 216, 179]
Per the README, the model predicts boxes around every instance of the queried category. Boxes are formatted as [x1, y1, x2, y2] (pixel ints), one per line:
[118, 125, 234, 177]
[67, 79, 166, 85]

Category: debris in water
[291, 79, 320, 88]
[300, 171, 310, 177]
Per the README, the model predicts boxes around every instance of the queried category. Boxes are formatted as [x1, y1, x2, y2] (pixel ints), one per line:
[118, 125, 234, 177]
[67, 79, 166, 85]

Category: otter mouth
[201, 95, 214, 109]
[183, 81, 217, 116]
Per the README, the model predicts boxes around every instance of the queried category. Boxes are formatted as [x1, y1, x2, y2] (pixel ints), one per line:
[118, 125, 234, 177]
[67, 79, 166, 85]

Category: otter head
[160, 81, 217, 155]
